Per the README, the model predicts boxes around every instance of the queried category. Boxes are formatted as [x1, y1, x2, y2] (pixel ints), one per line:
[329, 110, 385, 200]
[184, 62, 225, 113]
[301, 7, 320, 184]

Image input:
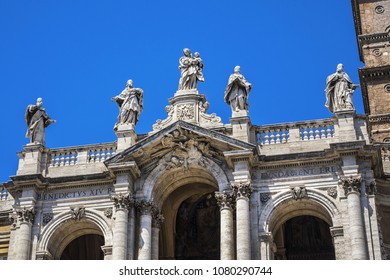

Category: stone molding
[215, 191, 235, 209]
[330, 226, 344, 238]
[101, 245, 113, 257]
[339, 176, 362, 196]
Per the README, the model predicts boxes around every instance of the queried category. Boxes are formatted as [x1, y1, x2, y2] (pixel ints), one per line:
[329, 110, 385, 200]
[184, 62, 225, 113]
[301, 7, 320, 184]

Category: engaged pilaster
[151, 210, 164, 260]
[339, 176, 368, 259]
[232, 181, 252, 260]
[215, 191, 235, 260]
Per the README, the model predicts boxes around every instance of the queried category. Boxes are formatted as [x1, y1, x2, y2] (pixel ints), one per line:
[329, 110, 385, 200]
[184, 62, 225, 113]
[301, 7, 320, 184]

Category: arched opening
[60, 234, 104, 260]
[175, 192, 220, 259]
[275, 215, 335, 260]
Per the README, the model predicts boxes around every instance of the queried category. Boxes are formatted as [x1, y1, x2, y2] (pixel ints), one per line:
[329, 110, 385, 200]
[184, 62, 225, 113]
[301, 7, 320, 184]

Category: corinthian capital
[111, 192, 134, 210]
[215, 191, 235, 209]
[135, 200, 157, 215]
[16, 207, 35, 224]
[231, 181, 252, 199]
[339, 176, 362, 196]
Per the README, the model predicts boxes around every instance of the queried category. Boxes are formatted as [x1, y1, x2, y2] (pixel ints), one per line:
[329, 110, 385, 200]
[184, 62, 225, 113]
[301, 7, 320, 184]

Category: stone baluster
[215, 191, 235, 260]
[151, 210, 164, 260]
[232, 182, 253, 260]
[339, 176, 368, 259]
[111, 193, 132, 260]
[15, 207, 35, 260]
[136, 200, 155, 260]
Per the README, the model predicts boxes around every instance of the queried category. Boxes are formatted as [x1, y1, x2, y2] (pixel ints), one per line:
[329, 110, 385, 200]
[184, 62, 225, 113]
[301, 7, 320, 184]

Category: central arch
[143, 161, 229, 259]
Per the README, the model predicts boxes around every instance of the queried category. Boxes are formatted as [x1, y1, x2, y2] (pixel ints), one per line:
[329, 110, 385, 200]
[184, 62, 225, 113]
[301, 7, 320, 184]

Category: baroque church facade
[0, 0, 389, 260]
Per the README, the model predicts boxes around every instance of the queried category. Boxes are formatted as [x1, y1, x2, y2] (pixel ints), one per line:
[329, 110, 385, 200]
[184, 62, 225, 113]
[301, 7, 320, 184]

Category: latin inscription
[259, 166, 340, 180]
[37, 187, 113, 201]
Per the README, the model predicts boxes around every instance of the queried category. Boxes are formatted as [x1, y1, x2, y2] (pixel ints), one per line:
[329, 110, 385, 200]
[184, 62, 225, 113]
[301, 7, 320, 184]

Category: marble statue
[325, 63, 359, 113]
[112, 79, 144, 130]
[224, 66, 252, 111]
[178, 48, 204, 90]
[25, 97, 55, 145]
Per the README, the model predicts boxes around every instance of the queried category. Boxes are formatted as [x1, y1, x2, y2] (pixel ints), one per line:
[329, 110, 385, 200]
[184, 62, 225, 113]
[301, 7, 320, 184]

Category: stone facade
[0, 2, 389, 260]
[352, 0, 390, 258]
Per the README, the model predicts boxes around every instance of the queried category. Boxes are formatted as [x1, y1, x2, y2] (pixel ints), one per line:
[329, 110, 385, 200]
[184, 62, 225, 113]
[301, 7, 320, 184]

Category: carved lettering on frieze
[42, 213, 53, 226]
[327, 187, 337, 199]
[215, 191, 235, 209]
[290, 186, 307, 200]
[231, 181, 252, 199]
[70, 206, 85, 220]
[339, 176, 362, 196]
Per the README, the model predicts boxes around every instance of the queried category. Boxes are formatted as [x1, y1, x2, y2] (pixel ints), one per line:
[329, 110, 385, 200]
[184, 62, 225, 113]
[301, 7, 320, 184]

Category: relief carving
[70, 206, 85, 220]
[42, 213, 53, 226]
[290, 186, 307, 200]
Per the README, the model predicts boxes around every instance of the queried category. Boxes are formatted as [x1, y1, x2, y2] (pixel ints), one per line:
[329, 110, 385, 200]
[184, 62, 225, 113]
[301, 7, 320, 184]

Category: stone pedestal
[230, 114, 251, 143]
[17, 144, 45, 175]
[335, 110, 357, 142]
[115, 124, 137, 152]
[215, 192, 235, 260]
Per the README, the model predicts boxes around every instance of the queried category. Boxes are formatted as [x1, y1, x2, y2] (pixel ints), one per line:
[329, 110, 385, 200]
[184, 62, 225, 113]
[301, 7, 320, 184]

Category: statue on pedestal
[25, 98, 55, 145]
[178, 48, 204, 90]
[325, 63, 359, 113]
[112, 79, 143, 130]
[224, 66, 252, 111]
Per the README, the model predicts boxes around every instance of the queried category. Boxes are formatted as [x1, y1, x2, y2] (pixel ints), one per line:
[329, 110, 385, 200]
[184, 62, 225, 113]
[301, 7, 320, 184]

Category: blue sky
[0, 1, 364, 183]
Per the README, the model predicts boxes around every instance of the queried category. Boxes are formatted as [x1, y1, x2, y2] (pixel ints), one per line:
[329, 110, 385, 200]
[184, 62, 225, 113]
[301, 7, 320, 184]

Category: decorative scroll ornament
[42, 213, 53, 226]
[215, 191, 235, 209]
[70, 206, 85, 220]
[339, 176, 362, 196]
[290, 186, 307, 200]
[327, 186, 337, 198]
[231, 181, 252, 199]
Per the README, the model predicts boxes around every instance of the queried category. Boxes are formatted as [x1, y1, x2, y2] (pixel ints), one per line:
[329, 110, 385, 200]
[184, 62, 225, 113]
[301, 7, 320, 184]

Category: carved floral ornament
[42, 213, 53, 226]
[338, 176, 362, 196]
[327, 187, 337, 199]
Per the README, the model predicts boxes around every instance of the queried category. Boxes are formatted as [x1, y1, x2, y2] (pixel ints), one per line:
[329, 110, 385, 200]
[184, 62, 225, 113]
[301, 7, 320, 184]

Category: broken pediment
[105, 121, 256, 174]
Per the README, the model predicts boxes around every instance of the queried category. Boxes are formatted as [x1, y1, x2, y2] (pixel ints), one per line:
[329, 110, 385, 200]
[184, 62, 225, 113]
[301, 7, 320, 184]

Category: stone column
[136, 200, 155, 260]
[215, 191, 235, 260]
[232, 182, 252, 260]
[127, 206, 136, 260]
[330, 226, 345, 260]
[259, 232, 274, 260]
[151, 211, 164, 260]
[15, 207, 35, 260]
[111, 193, 132, 260]
[340, 176, 368, 259]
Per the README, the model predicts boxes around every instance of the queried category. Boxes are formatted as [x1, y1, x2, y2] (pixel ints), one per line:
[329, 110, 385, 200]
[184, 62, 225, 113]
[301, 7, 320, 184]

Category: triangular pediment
[105, 121, 256, 173]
